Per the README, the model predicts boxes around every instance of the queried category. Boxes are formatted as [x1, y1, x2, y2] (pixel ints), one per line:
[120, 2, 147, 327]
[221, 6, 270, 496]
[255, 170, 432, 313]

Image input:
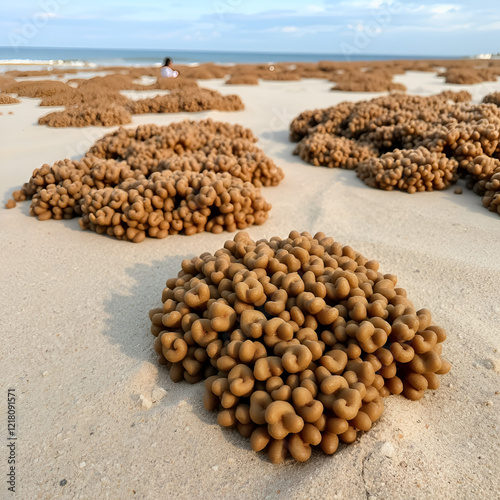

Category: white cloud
[476, 20, 500, 31]
[430, 4, 461, 15]
[263, 23, 340, 36]
[390, 22, 472, 32]
[339, 0, 374, 7]
[306, 5, 326, 13]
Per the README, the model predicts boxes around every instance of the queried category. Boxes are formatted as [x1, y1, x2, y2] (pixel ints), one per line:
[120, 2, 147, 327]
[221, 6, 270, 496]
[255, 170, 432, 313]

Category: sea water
[0, 46, 455, 72]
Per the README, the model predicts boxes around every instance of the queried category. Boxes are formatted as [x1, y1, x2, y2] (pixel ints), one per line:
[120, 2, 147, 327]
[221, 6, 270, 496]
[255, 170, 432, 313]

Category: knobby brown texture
[290, 91, 500, 216]
[150, 230, 450, 463]
[0, 77, 244, 127]
[11, 120, 284, 241]
[0, 93, 20, 105]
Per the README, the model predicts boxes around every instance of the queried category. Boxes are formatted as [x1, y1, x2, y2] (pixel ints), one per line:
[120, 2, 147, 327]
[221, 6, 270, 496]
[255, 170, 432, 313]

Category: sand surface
[1, 73, 500, 500]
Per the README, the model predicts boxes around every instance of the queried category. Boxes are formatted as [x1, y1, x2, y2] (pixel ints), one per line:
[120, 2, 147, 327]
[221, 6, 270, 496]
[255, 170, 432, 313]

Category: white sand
[1, 73, 500, 499]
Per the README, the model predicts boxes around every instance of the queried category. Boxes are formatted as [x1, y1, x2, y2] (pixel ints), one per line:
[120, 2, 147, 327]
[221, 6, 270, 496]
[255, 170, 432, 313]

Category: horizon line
[0, 45, 467, 59]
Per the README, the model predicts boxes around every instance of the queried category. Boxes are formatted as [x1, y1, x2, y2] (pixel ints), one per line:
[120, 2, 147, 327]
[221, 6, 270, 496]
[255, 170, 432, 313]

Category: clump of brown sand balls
[154, 77, 200, 91]
[289, 101, 356, 143]
[439, 67, 498, 85]
[38, 87, 244, 127]
[439, 90, 473, 103]
[290, 92, 500, 216]
[357, 147, 459, 193]
[79, 170, 270, 241]
[294, 135, 376, 170]
[260, 72, 302, 82]
[12, 120, 283, 240]
[150, 230, 450, 463]
[0, 74, 243, 128]
[127, 88, 244, 115]
[0, 79, 71, 98]
[482, 170, 500, 214]
[331, 71, 406, 93]
[86, 120, 283, 188]
[226, 75, 260, 85]
[483, 92, 500, 107]
[0, 93, 20, 105]
[179, 63, 229, 80]
[39, 87, 130, 108]
[38, 104, 133, 127]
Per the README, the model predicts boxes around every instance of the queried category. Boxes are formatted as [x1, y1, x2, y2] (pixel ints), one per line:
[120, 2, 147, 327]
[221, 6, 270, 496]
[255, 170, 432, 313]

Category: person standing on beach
[161, 57, 179, 78]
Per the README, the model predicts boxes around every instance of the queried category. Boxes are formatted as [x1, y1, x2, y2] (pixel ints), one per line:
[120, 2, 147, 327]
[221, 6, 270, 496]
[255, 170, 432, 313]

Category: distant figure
[161, 57, 179, 78]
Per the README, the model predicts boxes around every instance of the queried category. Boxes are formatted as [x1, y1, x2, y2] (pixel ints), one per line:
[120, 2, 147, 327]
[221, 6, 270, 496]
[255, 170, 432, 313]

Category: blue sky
[1, 0, 499, 56]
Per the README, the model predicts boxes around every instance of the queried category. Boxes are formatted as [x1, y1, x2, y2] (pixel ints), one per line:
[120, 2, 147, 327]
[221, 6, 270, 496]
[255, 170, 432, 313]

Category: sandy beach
[1, 70, 500, 499]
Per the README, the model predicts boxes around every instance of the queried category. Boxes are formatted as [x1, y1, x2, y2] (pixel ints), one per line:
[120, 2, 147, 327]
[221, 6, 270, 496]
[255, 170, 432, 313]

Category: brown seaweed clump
[38, 104, 132, 127]
[356, 147, 459, 193]
[0, 73, 241, 127]
[153, 77, 200, 91]
[295, 135, 376, 170]
[439, 90, 473, 102]
[483, 92, 500, 106]
[290, 92, 500, 215]
[38, 87, 130, 108]
[178, 63, 229, 80]
[0, 79, 72, 98]
[482, 171, 500, 214]
[0, 94, 20, 105]
[439, 67, 498, 85]
[86, 120, 283, 187]
[127, 88, 244, 114]
[78, 170, 270, 241]
[150, 230, 450, 463]
[331, 70, 407, 93]
[226, 75, 260, 85]
[37, 86, 244, 127]
[260, 71, 302, 82]
[12, 120, 284, 240]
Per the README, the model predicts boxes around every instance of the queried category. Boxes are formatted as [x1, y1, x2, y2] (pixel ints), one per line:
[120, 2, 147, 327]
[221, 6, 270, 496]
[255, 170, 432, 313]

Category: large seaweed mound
[11, 120, 284, 241]
[0, 77, 244, 127]
[150, 230, 450, 463]
[38, 85, 244, 127]
[330, 69, 407, 92]
[290, 92, 500, 216]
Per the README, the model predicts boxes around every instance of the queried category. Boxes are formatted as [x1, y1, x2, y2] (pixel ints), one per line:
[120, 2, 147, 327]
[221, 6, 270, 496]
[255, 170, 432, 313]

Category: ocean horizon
[0, 46, 462, 70]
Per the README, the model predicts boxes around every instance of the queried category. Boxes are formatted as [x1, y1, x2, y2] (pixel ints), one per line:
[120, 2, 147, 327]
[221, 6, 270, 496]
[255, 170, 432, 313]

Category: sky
[0, 0, 499, 56]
